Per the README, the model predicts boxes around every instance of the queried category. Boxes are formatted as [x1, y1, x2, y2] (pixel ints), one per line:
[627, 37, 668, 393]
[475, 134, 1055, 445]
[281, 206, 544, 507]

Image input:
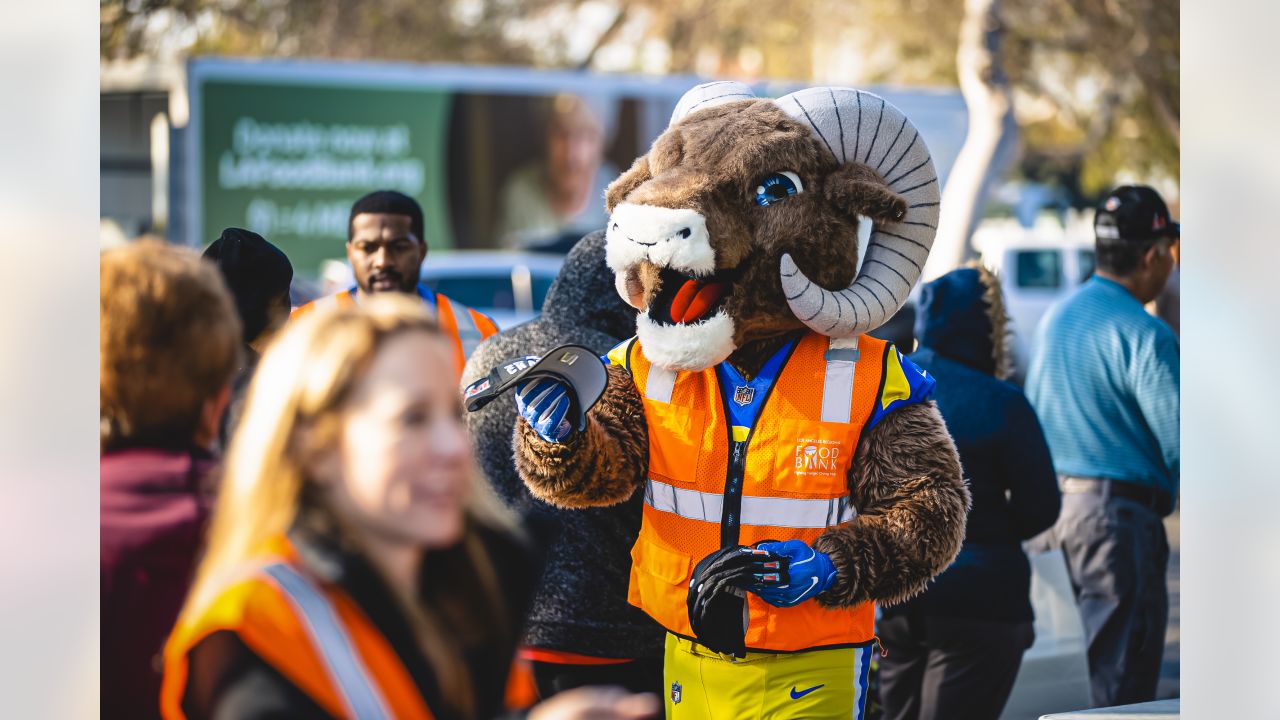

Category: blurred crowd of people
[101, 170, 1179, 718]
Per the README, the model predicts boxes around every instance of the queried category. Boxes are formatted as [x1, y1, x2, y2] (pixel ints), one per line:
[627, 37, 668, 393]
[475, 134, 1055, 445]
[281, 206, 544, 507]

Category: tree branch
[577, 6, 630, 70]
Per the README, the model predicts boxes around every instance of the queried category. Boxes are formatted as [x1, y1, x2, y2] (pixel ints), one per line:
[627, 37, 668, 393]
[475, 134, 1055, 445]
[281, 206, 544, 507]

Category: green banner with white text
[199, 80, 452, 275]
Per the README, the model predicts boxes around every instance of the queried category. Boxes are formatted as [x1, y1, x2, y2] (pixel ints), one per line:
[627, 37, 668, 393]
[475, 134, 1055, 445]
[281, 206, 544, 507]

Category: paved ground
[1157, 511, 1179, 699]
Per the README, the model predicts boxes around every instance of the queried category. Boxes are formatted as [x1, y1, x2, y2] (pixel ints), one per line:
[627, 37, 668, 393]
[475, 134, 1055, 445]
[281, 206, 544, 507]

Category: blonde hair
[100, 240, 241, 450]
[184, 293, 514, 718]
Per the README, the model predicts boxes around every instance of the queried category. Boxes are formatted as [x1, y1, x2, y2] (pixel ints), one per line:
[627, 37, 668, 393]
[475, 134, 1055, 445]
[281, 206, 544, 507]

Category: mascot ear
[606, 81, 756, 214]
[825, 162, 907, 224]
[605, 155, 650, 214]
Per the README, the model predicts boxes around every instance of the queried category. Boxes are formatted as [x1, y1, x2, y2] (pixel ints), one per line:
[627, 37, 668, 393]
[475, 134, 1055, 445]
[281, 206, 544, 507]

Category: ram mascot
[512, 82, 970, 719]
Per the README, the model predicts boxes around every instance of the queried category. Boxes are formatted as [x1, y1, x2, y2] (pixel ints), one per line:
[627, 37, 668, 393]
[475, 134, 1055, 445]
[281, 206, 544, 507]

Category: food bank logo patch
[794, 438, 843, 477]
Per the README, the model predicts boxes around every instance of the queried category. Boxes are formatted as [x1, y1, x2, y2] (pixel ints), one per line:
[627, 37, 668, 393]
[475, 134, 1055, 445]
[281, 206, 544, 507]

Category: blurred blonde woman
[161, 295, 657, 720]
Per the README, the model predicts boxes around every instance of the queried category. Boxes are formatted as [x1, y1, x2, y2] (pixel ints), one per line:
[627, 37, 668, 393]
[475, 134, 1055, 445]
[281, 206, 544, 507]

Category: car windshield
[1078, 249, 1096, 282]
[424, 276, 516, 310]
[531, 274, 554, 309]
[1015, 250, 1062, 289]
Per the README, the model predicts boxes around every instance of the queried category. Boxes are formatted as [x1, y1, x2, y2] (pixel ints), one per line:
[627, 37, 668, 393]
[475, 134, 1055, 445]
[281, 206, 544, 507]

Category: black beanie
[203, 228, 294, 344]
[349, 190, 425, 243]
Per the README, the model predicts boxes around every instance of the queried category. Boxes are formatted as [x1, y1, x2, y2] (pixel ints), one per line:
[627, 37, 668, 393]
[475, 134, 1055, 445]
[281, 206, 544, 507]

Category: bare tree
[925, 0, 1018, 278]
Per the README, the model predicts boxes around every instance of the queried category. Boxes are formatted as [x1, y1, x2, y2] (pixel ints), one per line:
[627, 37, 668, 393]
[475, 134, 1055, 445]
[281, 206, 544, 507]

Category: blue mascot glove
[748, 540, 838, 608]
[515, 377, 577, 443]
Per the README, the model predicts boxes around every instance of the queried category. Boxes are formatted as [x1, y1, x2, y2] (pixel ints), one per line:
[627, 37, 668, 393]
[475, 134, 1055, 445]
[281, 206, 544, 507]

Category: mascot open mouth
[648, 267, 735, 326]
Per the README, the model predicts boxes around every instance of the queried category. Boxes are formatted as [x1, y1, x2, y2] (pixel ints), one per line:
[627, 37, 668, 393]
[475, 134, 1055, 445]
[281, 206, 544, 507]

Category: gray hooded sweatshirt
[461, 231, 664, 659]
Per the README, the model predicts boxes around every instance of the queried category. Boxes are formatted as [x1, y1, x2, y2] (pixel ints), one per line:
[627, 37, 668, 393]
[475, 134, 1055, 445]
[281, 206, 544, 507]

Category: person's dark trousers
[531, 658, 664, 699]
[878, 609, 1033, 720]
[1050, 485, 1170, 707]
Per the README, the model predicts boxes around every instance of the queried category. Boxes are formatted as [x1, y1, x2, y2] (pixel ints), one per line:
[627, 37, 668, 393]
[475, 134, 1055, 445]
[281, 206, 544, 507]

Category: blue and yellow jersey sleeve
[605, 337, 636, 369]
[867, 344, 935, 430]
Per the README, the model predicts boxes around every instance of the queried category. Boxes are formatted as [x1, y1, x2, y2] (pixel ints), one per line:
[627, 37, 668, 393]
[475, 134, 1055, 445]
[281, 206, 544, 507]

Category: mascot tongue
[669, 278, 727, 324]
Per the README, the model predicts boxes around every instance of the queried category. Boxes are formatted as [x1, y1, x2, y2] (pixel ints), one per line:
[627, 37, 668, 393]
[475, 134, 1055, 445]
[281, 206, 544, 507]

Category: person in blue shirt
[1025, 185, 1180, 708]
[877, 265, 1060, 720]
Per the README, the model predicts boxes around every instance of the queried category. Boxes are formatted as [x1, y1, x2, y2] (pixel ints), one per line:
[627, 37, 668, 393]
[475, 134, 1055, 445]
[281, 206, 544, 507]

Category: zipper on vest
[715, 338, 803, 549]
[720, 439, 748, 547]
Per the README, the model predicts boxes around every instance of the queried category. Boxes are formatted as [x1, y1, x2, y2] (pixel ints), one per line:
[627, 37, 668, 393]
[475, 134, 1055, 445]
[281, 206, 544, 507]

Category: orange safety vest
[620, 332, 888, 653]
[161, 536, 537, 719]
[292, 288, 499, 377]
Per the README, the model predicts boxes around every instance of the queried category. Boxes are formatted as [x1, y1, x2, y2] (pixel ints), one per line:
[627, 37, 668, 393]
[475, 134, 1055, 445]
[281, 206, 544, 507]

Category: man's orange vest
[292, 287, 499, 377]
[161, 536, 537, 719]
[619, 332, 888, 652]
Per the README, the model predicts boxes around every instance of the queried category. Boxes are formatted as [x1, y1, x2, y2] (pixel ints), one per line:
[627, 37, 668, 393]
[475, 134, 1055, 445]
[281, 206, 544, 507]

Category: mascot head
[604, 82, 941, 371]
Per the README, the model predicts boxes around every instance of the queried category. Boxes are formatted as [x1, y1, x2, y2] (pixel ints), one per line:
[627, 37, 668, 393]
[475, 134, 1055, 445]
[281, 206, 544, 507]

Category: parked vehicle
[973, 214, 1096, 383]
[420, 251, 564, 329]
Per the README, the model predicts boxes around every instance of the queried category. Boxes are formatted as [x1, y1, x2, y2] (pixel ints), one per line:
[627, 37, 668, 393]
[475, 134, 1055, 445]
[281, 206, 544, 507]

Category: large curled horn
[669, 80, 756, 125]
[775, 87, 941, 337]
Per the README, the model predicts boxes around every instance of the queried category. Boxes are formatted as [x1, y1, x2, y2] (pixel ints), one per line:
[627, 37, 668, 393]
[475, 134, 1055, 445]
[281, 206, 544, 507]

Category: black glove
[686, 546, 787, 656]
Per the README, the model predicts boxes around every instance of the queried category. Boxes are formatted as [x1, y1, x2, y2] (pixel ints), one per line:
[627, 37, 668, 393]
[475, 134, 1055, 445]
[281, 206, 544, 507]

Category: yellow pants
[663, 634, 872, 719]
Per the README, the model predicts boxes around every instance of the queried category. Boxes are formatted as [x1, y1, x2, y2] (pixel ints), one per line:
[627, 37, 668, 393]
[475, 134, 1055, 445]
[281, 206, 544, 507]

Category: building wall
[101, 91, 168, 238]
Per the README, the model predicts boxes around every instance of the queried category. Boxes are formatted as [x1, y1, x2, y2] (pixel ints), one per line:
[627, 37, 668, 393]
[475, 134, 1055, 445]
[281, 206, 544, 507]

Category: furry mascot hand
[515, 377, 577, 443]
[748, 540, 838, 607]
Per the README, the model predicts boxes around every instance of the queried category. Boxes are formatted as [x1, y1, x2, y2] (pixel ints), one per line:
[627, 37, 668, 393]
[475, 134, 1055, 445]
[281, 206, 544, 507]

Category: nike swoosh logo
[791, 684, 824, 699]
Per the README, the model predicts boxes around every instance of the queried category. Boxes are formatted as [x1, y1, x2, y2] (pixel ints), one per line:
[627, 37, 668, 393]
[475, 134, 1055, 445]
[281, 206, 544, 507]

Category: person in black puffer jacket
[877, 264, 1062, 720]
[461, 230, 665, 699]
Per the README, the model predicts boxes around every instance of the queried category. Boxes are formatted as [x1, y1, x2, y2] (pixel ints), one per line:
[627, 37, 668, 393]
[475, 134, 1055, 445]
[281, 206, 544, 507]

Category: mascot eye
[754, 171, 804, 207]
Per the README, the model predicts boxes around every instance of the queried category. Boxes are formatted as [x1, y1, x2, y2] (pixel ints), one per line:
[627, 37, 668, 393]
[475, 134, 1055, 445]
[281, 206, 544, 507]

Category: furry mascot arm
[813, 400, 970, 608]
[513, 364, 649, 508]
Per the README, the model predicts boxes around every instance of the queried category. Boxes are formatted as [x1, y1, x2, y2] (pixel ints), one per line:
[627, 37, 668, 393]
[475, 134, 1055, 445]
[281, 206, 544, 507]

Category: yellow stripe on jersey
[881, 346, 914, 410]
[606, 338, 634, 368]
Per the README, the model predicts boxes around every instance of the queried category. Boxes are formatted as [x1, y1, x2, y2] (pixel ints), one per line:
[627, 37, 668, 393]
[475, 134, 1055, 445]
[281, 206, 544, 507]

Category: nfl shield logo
[671, 681, 682, 704]
[733, 385, 755, 406]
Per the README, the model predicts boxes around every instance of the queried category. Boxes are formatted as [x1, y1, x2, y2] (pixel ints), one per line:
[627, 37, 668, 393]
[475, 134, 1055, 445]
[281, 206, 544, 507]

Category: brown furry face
[606, 100, 902, 348]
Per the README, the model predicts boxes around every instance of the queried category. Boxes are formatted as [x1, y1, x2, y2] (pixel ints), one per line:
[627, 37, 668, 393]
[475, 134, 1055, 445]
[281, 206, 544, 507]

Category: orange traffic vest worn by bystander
[616, 332, 888, 653]
[161, 536, 536, 720]
[292, 285, 498, 377]
[162, 536, 436, 720]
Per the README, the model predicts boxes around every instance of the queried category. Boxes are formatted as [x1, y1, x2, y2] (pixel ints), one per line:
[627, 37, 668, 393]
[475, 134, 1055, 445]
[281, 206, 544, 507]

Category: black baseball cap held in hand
[1094, 185, 1180, 242]
[462, 344, 608, 430]
[686, 546, 788, 657]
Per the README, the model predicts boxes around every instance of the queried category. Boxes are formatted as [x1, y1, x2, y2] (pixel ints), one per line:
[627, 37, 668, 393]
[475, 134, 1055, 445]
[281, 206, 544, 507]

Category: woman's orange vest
[161, 537, 537, 719]
[291, 289, 498, 377]
[620, 332, 888, 652]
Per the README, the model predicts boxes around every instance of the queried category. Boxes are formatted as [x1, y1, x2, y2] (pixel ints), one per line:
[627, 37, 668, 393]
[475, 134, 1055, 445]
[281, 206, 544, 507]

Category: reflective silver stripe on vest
[450, 301, 485, 360]
[645, 477, 857, 528]
[261, 564, 392, 720]
[820, 336, 860, 424]
[646, 365, 677, 403]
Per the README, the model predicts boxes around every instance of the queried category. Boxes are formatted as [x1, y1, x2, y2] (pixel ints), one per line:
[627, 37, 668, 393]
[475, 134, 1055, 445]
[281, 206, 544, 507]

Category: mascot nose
[608, 203, 708, 249]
